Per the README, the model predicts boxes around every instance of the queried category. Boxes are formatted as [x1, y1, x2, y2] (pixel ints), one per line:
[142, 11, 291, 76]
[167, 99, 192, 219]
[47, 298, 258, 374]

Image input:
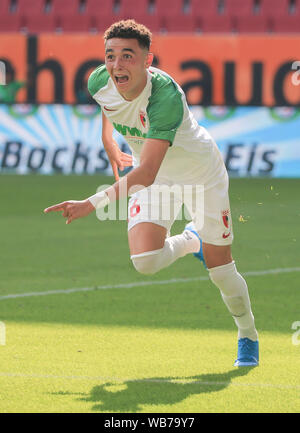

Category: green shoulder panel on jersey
[146, 71, 184, 145]
[87, 64, 110, 97]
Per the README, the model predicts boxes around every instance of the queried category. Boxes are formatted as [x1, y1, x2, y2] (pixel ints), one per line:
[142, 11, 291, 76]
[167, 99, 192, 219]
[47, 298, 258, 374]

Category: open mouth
[115, 75, 129, 84]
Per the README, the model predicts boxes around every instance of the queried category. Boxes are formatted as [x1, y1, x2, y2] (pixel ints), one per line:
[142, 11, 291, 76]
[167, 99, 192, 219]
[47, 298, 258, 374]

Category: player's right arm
[44, 137, 170, 225]
[101, 111, 132, 181]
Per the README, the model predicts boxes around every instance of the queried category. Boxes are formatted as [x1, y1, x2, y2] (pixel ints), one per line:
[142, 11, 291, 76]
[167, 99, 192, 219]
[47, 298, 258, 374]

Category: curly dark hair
[104, 19, 152, 50]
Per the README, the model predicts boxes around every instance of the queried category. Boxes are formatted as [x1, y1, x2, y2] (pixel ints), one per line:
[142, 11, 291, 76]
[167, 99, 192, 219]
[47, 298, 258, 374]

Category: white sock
[131, 230, 200, 275]
[209, 261, 258, 341]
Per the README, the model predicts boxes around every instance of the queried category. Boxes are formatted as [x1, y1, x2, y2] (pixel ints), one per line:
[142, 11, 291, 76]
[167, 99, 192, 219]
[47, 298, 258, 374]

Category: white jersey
[88, 65, 225, 185]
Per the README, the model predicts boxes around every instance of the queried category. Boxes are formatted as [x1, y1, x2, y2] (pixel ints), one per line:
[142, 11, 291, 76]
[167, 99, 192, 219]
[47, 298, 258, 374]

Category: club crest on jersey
[222, 209, 230, 228]
[139, 110, 147, 129]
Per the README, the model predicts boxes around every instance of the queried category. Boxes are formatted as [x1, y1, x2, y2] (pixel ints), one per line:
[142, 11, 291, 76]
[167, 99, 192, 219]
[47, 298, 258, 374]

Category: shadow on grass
[77, 367, 255, 412]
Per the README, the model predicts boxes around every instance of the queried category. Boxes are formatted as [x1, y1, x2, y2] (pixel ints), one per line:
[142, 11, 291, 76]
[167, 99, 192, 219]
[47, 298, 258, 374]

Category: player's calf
[209, 261, 258, 342]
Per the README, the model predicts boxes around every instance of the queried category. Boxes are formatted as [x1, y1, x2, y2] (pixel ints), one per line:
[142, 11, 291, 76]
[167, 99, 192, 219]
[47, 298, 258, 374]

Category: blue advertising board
[0, 104, 299, 177]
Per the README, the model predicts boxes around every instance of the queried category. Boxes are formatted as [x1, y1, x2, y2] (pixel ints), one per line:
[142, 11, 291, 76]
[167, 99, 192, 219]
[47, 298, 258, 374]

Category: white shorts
[127, 171, 233, 246]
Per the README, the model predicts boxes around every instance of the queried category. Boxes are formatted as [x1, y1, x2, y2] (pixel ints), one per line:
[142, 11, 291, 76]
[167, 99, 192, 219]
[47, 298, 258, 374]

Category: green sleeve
[146, 76, 184, 145]
[87, 64, 109, 97]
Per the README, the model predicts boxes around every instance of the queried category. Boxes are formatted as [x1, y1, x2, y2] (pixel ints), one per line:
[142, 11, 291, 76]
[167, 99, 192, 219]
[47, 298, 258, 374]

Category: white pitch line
[0, 372, 299, 390]
[0, 267, 300, 301]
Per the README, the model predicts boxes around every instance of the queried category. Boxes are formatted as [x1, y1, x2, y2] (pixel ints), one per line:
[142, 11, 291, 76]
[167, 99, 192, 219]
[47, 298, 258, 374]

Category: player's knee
[209, 261, 246, 297]
[130, 250, 162, 275]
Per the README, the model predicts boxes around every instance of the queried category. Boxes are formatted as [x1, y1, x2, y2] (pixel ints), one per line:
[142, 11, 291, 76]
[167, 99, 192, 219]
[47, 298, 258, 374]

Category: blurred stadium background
[1, 0, 300, 176]
[0, 0, 300, 414]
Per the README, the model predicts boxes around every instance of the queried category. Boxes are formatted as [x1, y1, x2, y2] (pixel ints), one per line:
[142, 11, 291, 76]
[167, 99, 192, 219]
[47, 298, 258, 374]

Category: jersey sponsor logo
[113, 122, 147, 138]
[104, 106, 117, 111]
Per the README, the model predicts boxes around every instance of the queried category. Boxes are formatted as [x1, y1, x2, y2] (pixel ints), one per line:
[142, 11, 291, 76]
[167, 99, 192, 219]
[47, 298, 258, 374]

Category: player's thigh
[189, 171, 234, 247]
[128, 222, 167, 256]
[127, 184, 182, 255]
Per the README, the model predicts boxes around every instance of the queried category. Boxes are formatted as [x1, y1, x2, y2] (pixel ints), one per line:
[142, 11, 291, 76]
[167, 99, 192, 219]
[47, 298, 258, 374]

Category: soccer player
[44, 20, 259, 367]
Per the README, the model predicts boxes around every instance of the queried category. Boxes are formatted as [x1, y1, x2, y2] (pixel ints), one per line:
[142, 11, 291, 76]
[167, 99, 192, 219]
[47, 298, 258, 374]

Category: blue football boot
[234, 338, 259, 367]
[184, 222, 207, 268]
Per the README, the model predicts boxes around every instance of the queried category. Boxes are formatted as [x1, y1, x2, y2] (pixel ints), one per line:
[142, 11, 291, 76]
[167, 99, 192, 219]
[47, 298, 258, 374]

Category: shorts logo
[222, 209, 230, 228]
[222, 209, 231, 239]
[222, 232, 231, 239]
[130, 199, 141, 218]
[139, 110, 147, 129]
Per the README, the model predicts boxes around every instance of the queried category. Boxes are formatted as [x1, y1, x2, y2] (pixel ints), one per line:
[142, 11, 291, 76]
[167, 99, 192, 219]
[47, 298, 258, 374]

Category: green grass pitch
[0, 174, 299, 413]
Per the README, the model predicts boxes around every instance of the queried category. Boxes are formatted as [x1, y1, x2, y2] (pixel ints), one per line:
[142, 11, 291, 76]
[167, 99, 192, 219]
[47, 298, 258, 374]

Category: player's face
[105, 38, 153, 101]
